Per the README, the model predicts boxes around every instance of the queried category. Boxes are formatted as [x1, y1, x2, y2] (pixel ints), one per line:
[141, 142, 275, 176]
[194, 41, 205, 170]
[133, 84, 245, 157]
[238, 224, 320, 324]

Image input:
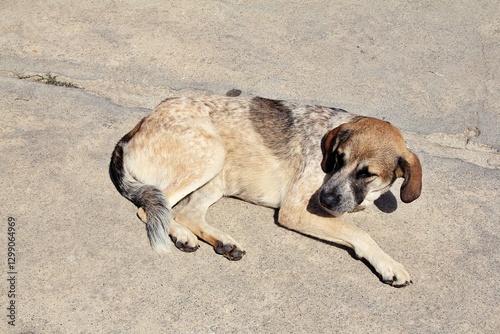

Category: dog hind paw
[214, 241, 246, 261]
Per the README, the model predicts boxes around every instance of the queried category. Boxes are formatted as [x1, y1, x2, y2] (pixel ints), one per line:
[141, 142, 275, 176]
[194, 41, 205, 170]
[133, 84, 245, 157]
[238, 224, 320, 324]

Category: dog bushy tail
[109, 132, 171, 253]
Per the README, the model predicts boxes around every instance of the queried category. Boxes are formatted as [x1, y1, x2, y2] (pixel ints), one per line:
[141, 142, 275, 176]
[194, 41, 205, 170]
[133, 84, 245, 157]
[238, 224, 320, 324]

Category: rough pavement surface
[1, 1, 499, 333]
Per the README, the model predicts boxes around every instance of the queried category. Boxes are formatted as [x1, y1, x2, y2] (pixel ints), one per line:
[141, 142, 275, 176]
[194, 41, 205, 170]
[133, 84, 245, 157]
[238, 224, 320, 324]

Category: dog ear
[321, 127, 350, 173]
[396, 151, 422, 203]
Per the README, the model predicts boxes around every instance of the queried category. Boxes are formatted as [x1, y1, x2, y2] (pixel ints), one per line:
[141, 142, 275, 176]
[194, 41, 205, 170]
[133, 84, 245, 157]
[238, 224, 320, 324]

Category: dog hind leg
[175, 175, 246, 261]
[128, 121, 227, 253]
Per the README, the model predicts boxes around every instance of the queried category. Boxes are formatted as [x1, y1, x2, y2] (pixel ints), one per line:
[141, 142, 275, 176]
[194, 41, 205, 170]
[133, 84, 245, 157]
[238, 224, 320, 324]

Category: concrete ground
[1, 1, 499, 333]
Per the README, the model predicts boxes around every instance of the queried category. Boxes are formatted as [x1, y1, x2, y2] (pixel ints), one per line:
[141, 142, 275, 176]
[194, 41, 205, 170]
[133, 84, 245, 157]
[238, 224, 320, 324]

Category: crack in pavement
[405, 130, 500, 169]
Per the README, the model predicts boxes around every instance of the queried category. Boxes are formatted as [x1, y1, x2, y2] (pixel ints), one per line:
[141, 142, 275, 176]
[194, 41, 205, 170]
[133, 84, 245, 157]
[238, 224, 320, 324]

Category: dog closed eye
[333, 152, 346, 172]
[356, 167, 377, 180]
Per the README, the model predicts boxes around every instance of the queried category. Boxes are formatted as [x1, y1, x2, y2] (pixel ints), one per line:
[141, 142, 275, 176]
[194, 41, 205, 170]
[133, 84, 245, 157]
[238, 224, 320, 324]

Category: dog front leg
[278, 206, 412, 287]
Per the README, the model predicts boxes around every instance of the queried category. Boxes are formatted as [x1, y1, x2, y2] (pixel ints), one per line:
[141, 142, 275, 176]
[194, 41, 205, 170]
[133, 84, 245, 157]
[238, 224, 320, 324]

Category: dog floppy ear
[321, 127, 350, 173]
[396, 151, 422, 203]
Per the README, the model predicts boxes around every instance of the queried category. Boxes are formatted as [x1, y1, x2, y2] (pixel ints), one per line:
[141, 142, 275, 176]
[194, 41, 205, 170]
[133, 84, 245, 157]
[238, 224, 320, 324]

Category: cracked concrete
[405, 130, 500, 170]
[1, 1, 499, 333]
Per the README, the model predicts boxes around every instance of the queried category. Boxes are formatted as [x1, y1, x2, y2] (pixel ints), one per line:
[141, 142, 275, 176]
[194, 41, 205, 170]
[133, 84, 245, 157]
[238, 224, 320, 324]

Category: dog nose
[319, 190, 341, 209]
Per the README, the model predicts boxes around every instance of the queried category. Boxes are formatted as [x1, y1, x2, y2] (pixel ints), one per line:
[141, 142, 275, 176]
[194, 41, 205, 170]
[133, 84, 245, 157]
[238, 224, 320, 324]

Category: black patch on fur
[109, 117, 146, 200]
[120, 117, 146, 144]
[352, 179, 368, 206]
[249, 97, 294, 159]
[109, 143, 126, 194]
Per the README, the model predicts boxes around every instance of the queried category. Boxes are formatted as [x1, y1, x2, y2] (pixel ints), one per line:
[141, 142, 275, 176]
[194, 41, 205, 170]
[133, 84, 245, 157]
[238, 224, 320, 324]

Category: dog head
[319, 117, 422, 215]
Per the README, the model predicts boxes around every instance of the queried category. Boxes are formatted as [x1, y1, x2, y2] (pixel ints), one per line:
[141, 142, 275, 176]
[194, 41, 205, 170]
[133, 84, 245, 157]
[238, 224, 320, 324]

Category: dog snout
[319, 182, 361, 213]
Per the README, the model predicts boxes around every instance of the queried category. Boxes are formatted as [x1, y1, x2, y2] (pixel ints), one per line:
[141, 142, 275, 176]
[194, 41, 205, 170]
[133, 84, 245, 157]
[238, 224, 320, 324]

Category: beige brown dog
[110, 95, 422, 287]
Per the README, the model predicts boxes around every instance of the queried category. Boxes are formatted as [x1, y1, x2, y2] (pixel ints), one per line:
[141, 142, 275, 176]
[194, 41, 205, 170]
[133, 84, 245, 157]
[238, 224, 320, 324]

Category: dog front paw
[171, 235, 200, 252]
[376, 259, 412, 287]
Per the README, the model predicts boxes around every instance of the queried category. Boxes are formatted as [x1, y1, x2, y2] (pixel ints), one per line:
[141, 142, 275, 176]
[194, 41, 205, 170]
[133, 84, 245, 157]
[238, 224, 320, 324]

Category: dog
[109, 95, 422, 287]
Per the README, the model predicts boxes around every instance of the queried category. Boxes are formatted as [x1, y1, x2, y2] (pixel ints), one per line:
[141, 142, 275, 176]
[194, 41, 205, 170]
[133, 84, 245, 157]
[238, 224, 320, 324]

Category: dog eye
[357, 167, 376, 179]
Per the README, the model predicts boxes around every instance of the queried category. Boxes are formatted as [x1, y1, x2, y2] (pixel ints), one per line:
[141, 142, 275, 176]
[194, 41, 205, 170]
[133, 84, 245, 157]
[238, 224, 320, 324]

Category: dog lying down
[110, 94, 422, 287]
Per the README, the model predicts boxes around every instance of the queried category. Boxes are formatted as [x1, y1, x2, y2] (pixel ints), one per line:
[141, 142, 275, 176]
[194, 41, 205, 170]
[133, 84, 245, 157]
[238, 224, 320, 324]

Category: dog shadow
[374, 190, 398, 213]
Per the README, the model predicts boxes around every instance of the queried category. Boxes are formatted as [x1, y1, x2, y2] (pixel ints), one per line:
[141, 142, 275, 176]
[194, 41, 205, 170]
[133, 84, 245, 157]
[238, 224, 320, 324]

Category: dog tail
[109, 126, 171, 253]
